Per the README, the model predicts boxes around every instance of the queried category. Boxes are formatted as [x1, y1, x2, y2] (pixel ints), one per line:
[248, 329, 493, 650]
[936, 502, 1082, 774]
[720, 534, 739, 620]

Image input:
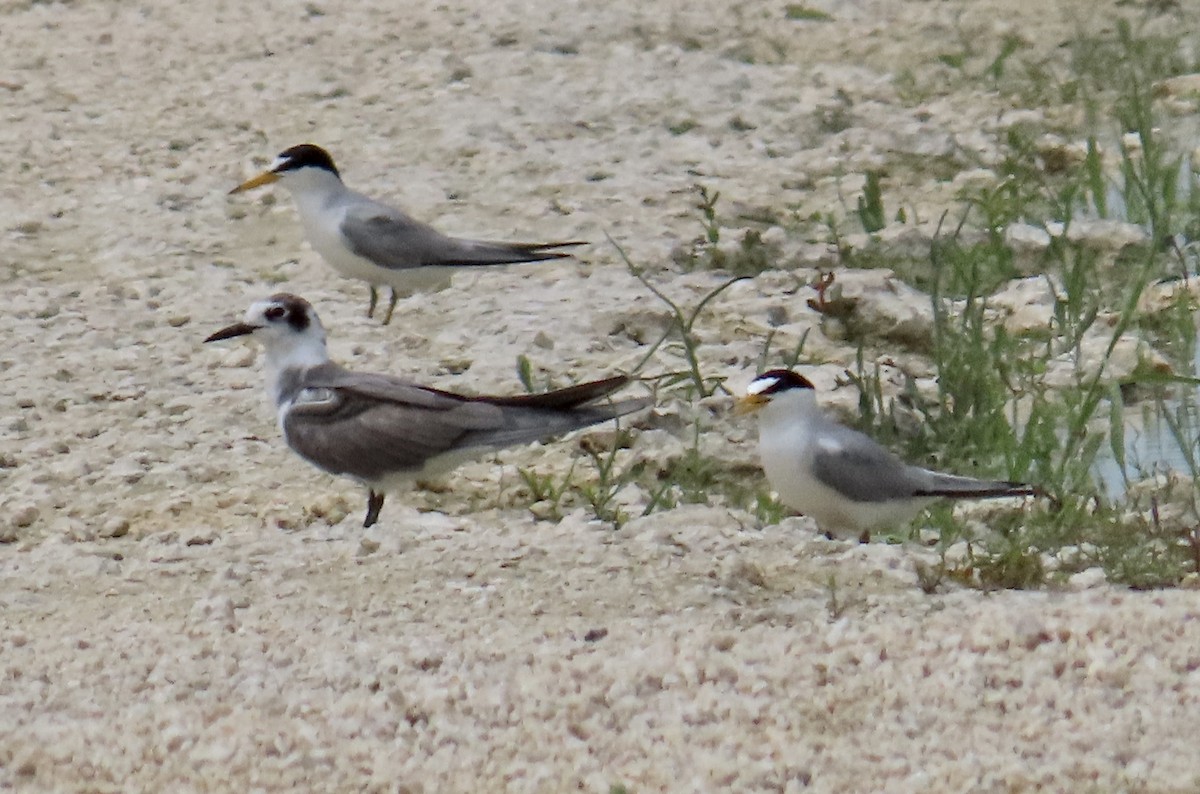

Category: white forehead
[245, 299, 278, 321]
[269, 154, 290, 171]
[746, 375, 780, 396]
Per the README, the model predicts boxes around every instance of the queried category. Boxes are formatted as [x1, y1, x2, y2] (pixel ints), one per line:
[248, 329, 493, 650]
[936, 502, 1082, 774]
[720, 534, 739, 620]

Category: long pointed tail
[481, 375, 630, 410]
[914, 472, 1043, 500]
[436, 240, 586, 268]
[461, 381, 651, 451]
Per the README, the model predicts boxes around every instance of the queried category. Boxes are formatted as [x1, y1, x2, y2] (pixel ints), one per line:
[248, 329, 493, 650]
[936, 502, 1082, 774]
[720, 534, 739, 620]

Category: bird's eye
[265, 307, 285, 320]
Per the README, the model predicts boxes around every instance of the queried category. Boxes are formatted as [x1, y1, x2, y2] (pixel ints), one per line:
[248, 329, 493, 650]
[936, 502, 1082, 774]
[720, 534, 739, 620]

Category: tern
[229, 143, 585, 325]
[738, 369, 1040, 539]
[205, 293, 649, 527]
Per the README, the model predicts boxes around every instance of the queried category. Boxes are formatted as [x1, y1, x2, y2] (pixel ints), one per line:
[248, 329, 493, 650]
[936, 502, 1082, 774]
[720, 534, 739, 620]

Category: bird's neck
[264, 339, 329, 407]
[762, 391, 821, 438]
[282, 169, 346, 219]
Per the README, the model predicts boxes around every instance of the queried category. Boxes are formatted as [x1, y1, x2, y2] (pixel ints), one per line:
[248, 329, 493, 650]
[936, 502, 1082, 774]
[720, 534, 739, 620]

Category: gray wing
[810, 423, 929, 503]
[282, 387, 502, 481]
[281, 364, 647, 481]
[279, 363, 501, 480]
[340, 196, 582, 271]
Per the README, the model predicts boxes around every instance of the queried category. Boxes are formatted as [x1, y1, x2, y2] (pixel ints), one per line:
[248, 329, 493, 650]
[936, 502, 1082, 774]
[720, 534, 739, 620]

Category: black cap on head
[275, 144, 340, 177]
[752, 369, 815, 395]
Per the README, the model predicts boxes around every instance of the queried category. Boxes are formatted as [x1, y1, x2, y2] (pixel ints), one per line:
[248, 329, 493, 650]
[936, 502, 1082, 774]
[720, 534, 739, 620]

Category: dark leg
[382, 288, 399, 326]
[367, 285, 379, 318]
[364, 489, 385, 528]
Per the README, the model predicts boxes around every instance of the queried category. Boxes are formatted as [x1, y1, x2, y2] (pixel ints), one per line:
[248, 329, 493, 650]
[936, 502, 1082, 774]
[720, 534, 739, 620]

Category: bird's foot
[381, 288, 399, 326]
[363, 489, 385, 528]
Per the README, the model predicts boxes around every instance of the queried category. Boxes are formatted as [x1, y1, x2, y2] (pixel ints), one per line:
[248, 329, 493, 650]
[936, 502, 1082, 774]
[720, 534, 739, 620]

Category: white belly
[760, 432, 927, 536]
[296, 203, 453, 295]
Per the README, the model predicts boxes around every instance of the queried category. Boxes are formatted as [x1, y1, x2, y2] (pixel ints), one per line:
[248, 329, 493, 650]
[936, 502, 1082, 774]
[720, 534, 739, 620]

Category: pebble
[11, 504, 39, 528]
[1068, 567, 1108, 591]
[100, 517, 130, 539]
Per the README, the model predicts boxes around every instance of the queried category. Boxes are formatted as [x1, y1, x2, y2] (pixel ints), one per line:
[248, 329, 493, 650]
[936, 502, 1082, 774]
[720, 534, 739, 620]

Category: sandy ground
[5, 0, 1200, 790]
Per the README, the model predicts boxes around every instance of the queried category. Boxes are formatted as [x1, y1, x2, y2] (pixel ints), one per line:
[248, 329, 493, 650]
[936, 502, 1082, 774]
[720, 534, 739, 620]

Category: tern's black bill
[204, 322, 259, 343]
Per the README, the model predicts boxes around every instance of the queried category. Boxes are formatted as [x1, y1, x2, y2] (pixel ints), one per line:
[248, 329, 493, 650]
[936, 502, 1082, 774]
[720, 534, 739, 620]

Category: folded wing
[341, 197, 584, 271]
[283, 365, 647, 482]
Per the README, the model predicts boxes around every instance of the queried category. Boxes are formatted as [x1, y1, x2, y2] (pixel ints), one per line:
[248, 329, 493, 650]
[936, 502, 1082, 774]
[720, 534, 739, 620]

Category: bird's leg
[807, 271, 837, 313]
[382, 288, 399, 326]
[363, 489, 385, 528]
[367, 286, 379, 319]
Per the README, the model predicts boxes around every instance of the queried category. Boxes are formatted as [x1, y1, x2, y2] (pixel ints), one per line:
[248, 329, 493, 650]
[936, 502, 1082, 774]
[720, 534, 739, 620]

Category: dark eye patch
[265, 293, 313, 331]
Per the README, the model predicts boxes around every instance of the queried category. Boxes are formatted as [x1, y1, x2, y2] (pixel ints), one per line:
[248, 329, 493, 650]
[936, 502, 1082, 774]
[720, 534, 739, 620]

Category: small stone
[11, 505, 38, 528]
[532, 331, 554, 350]
[167, 314, 191, 328]
[305, 494, 351, 525]
[227, 346, 256, 368]
[529, 500, 559, 521]
[100, 517, 130, 538]
[1153, 73, 1200, 98]
[358, 536, 381, 555]
[1068, 567, 1107, 591]
[712, 634, 736, 652]
[437, 358, 472, 375]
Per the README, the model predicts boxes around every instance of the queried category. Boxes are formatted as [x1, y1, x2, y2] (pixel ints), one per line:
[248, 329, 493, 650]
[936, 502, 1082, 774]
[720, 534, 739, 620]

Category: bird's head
[229, 143, 341, 194]
[204, 293, 328, 367]
[736, 369, 817, 416]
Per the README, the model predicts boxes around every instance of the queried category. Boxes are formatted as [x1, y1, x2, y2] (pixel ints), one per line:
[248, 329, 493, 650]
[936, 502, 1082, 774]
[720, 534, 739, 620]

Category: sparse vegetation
[505, 18, 1200, 591]
[835, 20, 1200, 588]
[784, 4, 832, 22]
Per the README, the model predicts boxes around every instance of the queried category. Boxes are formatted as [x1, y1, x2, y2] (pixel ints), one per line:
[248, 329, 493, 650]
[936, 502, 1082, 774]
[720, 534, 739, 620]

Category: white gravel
[4, 0, 1200, 790]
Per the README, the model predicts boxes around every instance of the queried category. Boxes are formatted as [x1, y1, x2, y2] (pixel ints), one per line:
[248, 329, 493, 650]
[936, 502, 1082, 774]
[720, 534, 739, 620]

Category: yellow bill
[734, 394, 769, 415]
[228, 170, 280, 195]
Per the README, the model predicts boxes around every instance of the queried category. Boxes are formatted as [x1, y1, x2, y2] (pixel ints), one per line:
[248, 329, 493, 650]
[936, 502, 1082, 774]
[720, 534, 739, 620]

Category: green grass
[673, 185, 782, 277]
[509, 20, 1200, 589]
[828, 21, 1200, 588]
[785, 5, 832, 22]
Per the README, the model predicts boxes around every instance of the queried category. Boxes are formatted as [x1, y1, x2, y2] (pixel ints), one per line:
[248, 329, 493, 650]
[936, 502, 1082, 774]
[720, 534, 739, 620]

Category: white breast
[757, 405, 926, 536]
[292, 196, 382, 282]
